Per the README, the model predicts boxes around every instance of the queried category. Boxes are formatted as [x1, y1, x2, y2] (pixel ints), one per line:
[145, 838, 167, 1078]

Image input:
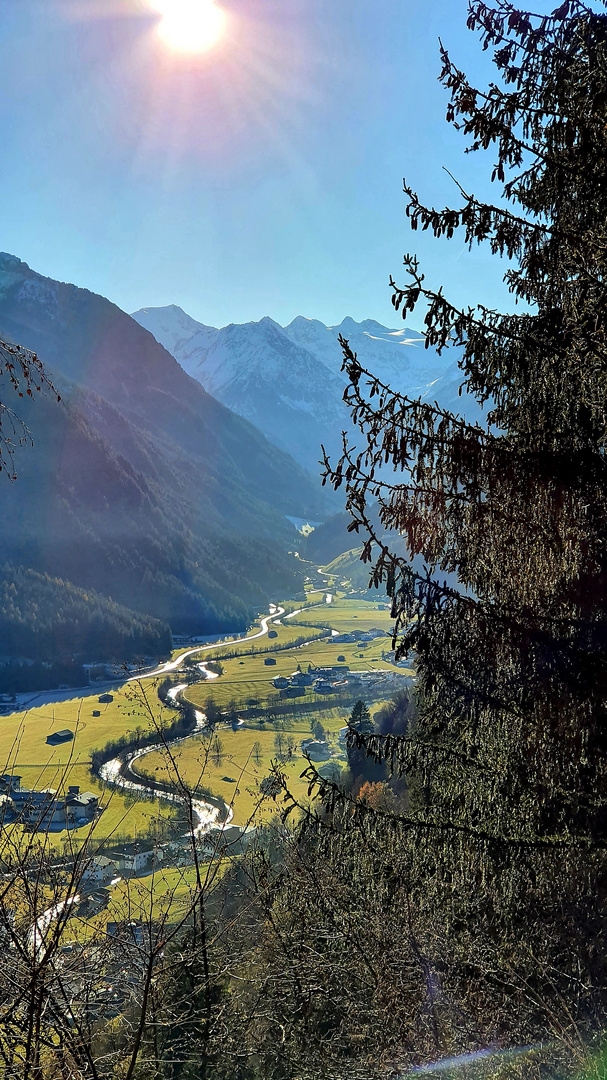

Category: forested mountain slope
[0, 564, 171, 664]
[0, 254, 328, 647]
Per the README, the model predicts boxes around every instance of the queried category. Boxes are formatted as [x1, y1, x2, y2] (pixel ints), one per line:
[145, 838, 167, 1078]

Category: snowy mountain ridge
[132, 304, 478, 473]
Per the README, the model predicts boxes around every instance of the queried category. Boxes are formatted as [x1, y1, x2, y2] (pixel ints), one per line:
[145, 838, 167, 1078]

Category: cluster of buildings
[300, 736, 331, 762]
[82, 840, 163, 886]
[272, 663, 411, 698]
[380, 648, 416, 669]
[0, 774, 100, 830]
[82, 825, 257, 887]
[331, 627, 389, 645]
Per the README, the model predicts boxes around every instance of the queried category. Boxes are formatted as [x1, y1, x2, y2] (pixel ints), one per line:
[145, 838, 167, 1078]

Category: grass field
[0, 608, 292, 846]
[79, 855, 240, 937]
[0, 595, 406, 849]
[190, 619, 326, 663]
[137, 593, 409, 829]
[0, 681, 180, 846]
[133, 714, 347, 828]
[185, 632, 401, 715]
[289, 596, 393, 633]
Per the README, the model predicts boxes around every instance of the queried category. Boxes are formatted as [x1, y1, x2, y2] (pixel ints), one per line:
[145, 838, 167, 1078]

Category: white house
[82, 857, 116, 886]
[105, 840, 161, 874]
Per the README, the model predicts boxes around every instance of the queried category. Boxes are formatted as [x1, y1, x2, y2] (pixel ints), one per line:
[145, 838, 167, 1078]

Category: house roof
[12, 787, 56, 801]
[106, 840, 155, 857]
[66, 791, 98, 807]
[46, 729, 73, 743]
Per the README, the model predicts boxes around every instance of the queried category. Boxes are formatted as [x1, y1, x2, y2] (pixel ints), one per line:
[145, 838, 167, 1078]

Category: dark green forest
[0, 562, 171, 661]
[0, 563, 172, 691]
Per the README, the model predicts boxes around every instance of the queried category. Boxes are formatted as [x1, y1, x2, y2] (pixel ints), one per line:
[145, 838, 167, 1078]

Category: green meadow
[185, 630, 401, 715]
[0, 593, 406, 846]
[133, 713, 348, 828]
[0, 681, 178, 846]
[288, 596, 394, 633]
[137, 593, 410, 828]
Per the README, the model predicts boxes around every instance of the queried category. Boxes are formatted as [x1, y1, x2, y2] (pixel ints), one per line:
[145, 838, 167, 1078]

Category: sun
[151, 0, 227, 55]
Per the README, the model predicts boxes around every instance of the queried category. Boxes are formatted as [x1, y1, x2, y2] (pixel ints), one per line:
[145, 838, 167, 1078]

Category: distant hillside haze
[0, 253, 330, 661]
[132, 305, 484, 473]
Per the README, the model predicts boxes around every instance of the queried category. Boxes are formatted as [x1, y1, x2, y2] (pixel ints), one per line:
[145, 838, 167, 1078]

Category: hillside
[0, 562, 171, 660]
[0, 254, 330, 645]
[322, 547, 383, 594]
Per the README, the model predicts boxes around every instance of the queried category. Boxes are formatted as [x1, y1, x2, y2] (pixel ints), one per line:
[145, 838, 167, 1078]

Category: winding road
[130, 605, 286, 682]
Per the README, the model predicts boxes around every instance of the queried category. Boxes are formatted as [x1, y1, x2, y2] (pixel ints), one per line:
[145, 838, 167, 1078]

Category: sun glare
[152, 0, 227, 54]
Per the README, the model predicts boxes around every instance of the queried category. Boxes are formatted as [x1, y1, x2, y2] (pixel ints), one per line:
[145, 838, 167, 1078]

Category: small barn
[264, 657, 277, 666]
[98, 694, 114, 704]
[46, 729, 73, 746]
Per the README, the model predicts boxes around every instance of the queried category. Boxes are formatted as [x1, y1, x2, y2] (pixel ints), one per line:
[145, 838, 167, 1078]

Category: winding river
[98, 607, 286, 837]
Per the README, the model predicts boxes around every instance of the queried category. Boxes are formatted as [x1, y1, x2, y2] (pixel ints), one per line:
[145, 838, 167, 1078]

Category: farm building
[65, 789, 99, 822]
[291, 672, 314, 686]
[0, 774, 22, 793]
[301, 738, 331, 762]
[82, 857, 116, 886]
[46, 729, 73, 746]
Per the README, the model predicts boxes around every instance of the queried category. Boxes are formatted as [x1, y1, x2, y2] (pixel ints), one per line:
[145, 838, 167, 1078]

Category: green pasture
[289, 596, 393, 633]
[0, 593, 402, 850]
[134, 715, 348, 827]
[186, 633, 403, 715]
[169, 613, 318, 664]
[197, 620, 323, 662]
[0, 682, 178, 846]
[83, 857, 237, 935]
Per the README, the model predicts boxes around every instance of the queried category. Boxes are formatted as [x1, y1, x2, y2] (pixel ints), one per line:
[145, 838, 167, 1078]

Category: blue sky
[0, 0, 555, 329]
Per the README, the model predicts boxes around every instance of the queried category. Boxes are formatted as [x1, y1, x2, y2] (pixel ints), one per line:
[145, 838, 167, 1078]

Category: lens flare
[152, 0, 227, 54]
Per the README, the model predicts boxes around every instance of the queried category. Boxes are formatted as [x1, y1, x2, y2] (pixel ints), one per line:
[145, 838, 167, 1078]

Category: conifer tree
[314, 0, 607, 1050]
[349, 699, 373, 733]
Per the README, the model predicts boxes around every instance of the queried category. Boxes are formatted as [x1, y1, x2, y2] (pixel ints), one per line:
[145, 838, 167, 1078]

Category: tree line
[0, 562, 172, 665]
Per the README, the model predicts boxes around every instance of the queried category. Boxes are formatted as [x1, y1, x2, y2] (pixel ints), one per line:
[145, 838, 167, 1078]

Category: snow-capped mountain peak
[131, 303, 470, 473]
[131, 304, 217, 358]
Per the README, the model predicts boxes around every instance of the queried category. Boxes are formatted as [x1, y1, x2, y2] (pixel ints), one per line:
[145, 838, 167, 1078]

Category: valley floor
[0, 570, 413, 926]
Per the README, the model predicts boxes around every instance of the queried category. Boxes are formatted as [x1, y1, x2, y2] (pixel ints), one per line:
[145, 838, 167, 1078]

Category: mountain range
[132, 305, 483, 474]
[0, 253, 329, 667]
[0, 251, 485, 682]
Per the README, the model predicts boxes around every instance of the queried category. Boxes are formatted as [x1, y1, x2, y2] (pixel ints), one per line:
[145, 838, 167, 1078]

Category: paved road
[129, 605, 286, 682]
